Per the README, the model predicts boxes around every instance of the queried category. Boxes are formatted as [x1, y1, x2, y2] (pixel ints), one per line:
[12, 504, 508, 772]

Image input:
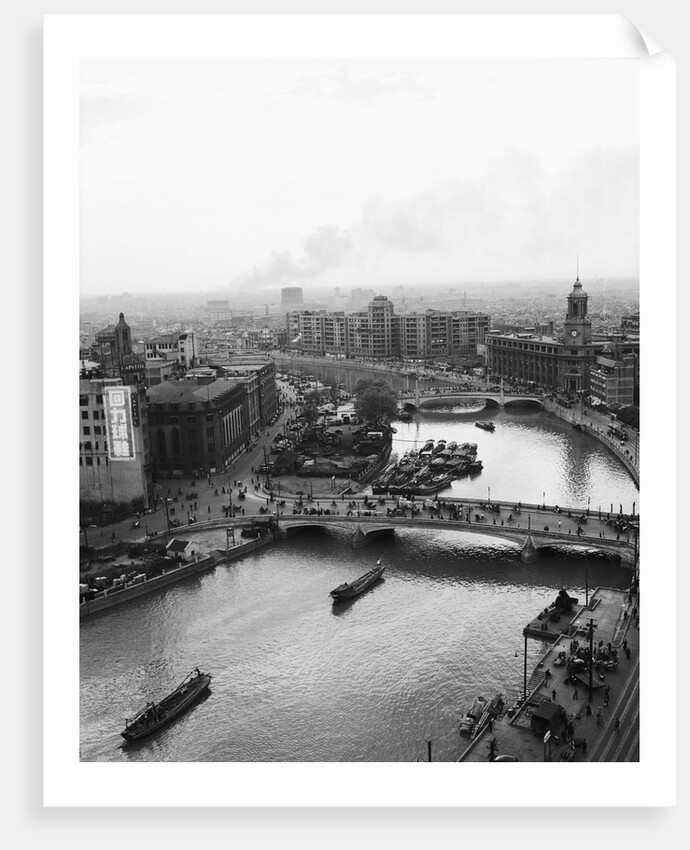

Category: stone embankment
[543, 399, 639, 487]
[79, 532, 274, 619]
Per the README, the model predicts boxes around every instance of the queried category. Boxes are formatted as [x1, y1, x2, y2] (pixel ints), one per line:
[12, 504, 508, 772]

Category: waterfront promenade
[458, 583, 640, 762]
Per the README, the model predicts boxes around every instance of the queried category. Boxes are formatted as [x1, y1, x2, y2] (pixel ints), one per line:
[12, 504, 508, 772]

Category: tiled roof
[146, 378, 243, 405]
[166, 538, 191, 552]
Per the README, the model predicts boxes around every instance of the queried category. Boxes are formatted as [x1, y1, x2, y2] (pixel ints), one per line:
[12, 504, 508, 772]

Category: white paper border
[44, 13, 675, 808]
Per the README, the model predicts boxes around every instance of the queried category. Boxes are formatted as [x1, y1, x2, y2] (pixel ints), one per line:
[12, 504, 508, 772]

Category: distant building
[206, 300, 232, 323]
[621, 312, 640, 337]
[286, 297, 489, 360]
[79, 377, 153, 508]
[94, 313, 133, 377]
[144, 331, 198, 370]
[485, 277, 639, 394]
[281, 287, 304, 310]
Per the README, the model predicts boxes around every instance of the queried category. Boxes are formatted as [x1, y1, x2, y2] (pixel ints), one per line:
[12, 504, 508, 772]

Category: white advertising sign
[104, 386, 135, 460]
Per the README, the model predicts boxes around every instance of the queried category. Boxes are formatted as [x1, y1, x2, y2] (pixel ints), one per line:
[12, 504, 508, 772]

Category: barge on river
[330, 559, 385, 603]
[121, 668, 212, 741]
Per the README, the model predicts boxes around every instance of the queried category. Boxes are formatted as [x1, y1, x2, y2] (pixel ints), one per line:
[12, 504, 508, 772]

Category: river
[80, 406, 638, 762]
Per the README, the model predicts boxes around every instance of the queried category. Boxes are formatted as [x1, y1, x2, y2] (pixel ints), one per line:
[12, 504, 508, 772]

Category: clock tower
[563, 275, 592, 346]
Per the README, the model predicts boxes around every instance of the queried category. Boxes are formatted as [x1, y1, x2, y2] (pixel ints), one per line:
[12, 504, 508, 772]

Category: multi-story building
[79, 377, 153, 508]
[589, 353, 637, 407]
[287, 298, 489, 360]
[146, 377, 248, 477]
[281, 287, 304, 310]
[621, 312, 640, 337]
[144, 331, 198, 370]
[213, 356, 278, 433]
[485, 277, 640, 395]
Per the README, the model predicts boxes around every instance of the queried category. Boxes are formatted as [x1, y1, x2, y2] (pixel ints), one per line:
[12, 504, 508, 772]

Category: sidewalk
[459, 584, 640, 762]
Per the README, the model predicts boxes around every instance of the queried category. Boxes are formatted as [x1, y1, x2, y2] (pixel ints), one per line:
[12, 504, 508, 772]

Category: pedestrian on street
[614, 717, 620, 733]
[573, 687, 578, 700]
[552, 689, 557, 701]
[623, 639, 628, 652]
[626, 647, 631, 659]
[585, 704, 592, 716]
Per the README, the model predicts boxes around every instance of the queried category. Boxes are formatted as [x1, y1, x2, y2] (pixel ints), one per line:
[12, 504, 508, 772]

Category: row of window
[80, 394, 104, 406]
[81, 409, 103, 420]
[82, 426, 102, 435]
[79, 456, 108, 466]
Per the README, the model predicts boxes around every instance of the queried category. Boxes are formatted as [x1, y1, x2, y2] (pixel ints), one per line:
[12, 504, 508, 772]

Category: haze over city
[80, 58, 639, 299]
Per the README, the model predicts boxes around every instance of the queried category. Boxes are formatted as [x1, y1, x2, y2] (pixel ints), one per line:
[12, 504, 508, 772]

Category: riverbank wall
[79, 532, 275, 619]
[543, 399, 639, 487]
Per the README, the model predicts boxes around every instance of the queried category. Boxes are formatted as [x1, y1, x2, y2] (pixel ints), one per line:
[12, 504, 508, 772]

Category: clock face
[570, 330, 578, 337]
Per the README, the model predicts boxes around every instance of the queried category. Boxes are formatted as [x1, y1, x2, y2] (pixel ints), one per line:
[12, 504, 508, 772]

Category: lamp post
[528, 513, 531, 530]
[542, 491, 545, 510]
[523, 631, 528, 704]
[488, 486, 491, 503]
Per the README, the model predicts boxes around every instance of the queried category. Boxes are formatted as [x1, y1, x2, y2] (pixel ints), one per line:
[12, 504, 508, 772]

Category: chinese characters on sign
[104, 386, 135, 460]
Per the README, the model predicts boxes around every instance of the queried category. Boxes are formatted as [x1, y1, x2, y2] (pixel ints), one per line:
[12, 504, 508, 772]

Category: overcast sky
[80, 58, 638, 297]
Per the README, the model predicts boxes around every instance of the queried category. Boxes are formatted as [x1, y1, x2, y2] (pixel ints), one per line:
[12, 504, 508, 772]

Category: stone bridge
[269, 514, 636, 566]
[399, 389, 545, 411]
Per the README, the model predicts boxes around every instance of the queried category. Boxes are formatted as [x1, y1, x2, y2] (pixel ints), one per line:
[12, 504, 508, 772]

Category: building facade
[287, 298, 490, 360]
[146, 377, 248, 477]
[485, 277, 639, 396]
[79, 377, 153, 508]
[144, 331, 198, 370]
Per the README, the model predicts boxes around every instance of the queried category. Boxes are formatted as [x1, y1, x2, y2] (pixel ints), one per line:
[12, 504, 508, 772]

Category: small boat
[121, 668, 212, 741]
[421, 440, 435, 454]
[330, 559, 385, 602]
[475, 421, 495, 432]
[460, 696, 487, 736]
[472, 693, 505, 738]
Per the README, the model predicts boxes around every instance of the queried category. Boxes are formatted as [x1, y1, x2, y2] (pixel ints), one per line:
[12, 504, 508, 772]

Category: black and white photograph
[40, 12, 675, 810]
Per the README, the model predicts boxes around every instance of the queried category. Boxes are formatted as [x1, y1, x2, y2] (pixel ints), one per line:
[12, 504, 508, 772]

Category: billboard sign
[104, 386, 135, 460]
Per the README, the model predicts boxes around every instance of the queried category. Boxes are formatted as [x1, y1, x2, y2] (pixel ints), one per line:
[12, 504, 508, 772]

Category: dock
[459, 585, 639, 762]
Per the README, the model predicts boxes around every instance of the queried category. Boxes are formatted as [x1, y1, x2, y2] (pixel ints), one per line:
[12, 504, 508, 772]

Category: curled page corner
[622, 16, 665, 57]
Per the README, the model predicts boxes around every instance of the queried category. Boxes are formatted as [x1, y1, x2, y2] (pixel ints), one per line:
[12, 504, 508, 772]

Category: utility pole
[164, 498, 171, 537]
[585, 554, 589, 607]
[426, 740, 432, 762]
[588, 618, 595, 703]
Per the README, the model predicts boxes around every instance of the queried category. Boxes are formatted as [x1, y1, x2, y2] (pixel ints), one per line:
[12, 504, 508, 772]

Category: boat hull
[330, 566, 385, 602]
[121, 673, 211, 741]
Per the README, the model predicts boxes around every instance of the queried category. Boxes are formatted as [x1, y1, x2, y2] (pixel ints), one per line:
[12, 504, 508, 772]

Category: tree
[354, 380, 398, 426]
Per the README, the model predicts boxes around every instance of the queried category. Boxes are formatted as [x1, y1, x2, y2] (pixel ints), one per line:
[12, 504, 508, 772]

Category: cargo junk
[330, 559, 385, 603]
[121, 668, 212, 741]
[371, 441, 483, 496]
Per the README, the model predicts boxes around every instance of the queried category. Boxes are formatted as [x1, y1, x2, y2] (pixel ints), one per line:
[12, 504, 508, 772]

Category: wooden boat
[475, 421, 495, 432]
[472, 693, 505, 738]
[460, 696, 487, 736]
[330, 559, 385, 602]
[121, 669, 212, 741]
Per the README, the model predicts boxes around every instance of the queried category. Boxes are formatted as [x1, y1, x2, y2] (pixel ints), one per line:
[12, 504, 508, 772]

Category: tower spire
[576, 255, 579, 282]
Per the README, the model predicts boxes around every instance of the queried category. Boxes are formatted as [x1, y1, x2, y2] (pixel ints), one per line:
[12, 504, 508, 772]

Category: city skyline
[81, 58, 638, 298]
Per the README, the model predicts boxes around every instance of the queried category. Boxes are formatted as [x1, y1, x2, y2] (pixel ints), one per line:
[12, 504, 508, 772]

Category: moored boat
[472, 693, 505, 738]
[121, 668, 212, 741]
[475, 421, 495, 432]
[460, 696, 487, 736]
[330, 559, 385, 603]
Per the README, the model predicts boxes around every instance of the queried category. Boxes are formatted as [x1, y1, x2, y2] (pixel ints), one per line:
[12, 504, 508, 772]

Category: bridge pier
[521, 535, 539, 564]
[352, 524, 394, 549]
